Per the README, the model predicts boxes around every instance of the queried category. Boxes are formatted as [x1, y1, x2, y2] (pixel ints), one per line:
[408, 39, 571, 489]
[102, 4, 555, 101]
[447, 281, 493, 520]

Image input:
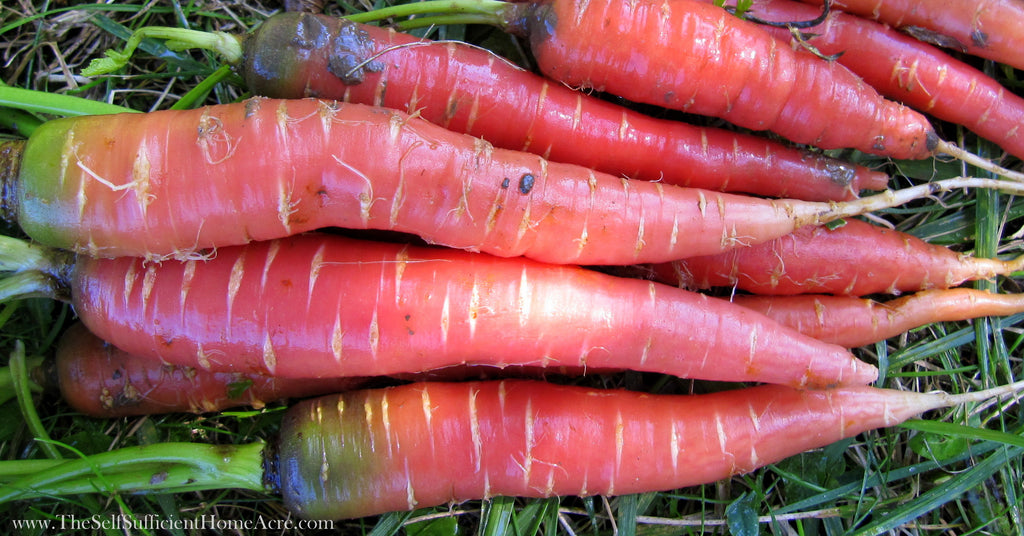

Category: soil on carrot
[1, 1, 1022, 535]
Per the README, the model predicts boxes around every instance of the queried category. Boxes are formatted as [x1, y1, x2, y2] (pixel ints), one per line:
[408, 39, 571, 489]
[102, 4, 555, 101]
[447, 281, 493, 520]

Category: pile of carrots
[2, 0, 1024, 527]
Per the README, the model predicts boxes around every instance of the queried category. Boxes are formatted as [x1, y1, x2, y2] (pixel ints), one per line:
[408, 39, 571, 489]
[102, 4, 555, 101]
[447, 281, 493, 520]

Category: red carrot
[277, 378, 1024, 519]
[734, 288, 1024, 348]
[0, 232, 876, 389]
[1, 97, 1017, 265]
[85, 12, 888, 201]
[42, 322, 372, 417]
[796, 0, 1024, 72]
[655, 218, 1024, 296]
[344, 0, 937, 159]
[7, 379, 1024, 518]
[738, 0, 1024, 161]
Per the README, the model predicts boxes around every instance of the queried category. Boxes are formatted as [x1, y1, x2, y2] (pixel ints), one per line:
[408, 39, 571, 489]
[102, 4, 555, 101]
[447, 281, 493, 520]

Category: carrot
[737, 0, 1024, 161]
[82, 12, 888, 202]
[795, 0, 1024, 72]
[0, 232, 876, 389]
[734, 288, 1024, 348]
[5, 379, 1023, 519]
[262, 378, 1024, 519]
[23, 322, 372, 417]
[340, 0, 1024, 179]
[1, 97, 1019, 265]
[654, 218, 1024, 296]
[427, 0, 940, 158]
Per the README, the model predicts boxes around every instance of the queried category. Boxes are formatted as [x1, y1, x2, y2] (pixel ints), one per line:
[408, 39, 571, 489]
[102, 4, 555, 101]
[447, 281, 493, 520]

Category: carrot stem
[9, 341, 63, 460]
[81, 27, 242, 77]
[343, 0, 511, 26]
[0, 441, 267, 504]
[0, 235, 74, 302]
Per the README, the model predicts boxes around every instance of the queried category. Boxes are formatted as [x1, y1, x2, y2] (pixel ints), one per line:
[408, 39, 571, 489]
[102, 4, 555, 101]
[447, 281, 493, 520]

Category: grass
[1, 0, 1023, 534]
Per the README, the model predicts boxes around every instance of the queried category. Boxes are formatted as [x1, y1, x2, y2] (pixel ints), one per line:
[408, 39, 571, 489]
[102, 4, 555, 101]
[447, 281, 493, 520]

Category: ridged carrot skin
[735, 288, 1024, 348]
[240, 12, 886, 201]
[277, 379, 955, 520]
[1, 97, 880, 265]
[50, 322, 371, 417]
[510, 0, 937, 158]
[797, 0, 1024, 72]
[656, 218, 1024, 296]
[68, 233, 875, 389]
[744, 0, 1024, 160]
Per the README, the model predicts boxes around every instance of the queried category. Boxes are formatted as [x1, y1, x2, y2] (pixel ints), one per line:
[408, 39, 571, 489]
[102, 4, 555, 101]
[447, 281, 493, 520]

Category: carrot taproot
[733, 288, 1024, 348]
[795, 0, 1024, 72]
[654, 218, 1024, 296]
[38, 322, 373, 417]
[737, 0, 1024, 161]
[6, 379, 1024, 518]
[84, 12, 888, 202]
[276, 378, 1024, 519]
[0, 232, 876, 389]
[1, 97, 1018, 265]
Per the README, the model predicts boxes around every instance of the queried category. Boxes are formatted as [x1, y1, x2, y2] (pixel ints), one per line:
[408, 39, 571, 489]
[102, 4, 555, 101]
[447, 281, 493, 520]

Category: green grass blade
[851, 446, 1023, 536]
[0, 87, 137, 117]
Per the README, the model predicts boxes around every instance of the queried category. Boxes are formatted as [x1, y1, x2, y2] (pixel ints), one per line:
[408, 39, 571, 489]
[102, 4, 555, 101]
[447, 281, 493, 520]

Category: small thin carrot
[31, 322, 372, 417]
[2, 98, 1021, 265]
[796, 0, 1024, 72]
[83, 12, 888, 201]
[0, 232, 876, 389]
[655, 218, 1024, 296]
[734, 288, 1024, 348]
[741, 0, 1024, 161]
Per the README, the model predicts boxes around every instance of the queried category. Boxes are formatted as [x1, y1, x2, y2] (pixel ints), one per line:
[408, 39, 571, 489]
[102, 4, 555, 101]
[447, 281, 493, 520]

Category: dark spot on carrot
[159, 336, 174, 348]
[971, 30, 989, 48]
[501, 178, 510, 189]
[664, 91, 675, 104]
[244, 98, 261, 118]
[902, 26, 968, 52]
[822, 161, 855, 187]
[405, 314, 411, 321]
[518, 173, 535, 195]
[111, 369, 122, 380]
[444, 98, 460, 122]
[925, 130, 940, 152]
[325, 20, 383, 85]
[281, 279, 293, 288]
[292, 12, 330, 49]
[873, 137, 887, 152]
